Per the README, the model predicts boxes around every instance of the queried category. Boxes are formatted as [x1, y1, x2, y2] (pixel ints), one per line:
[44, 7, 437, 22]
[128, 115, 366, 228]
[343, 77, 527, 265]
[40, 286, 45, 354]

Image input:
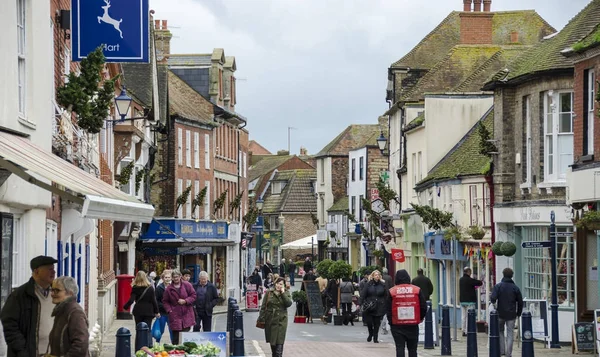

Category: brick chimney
[299, 147, 308, 156]
[460, 0, 493, 45]
[153, 18, 172, 64]
[463, 0, 472, 11]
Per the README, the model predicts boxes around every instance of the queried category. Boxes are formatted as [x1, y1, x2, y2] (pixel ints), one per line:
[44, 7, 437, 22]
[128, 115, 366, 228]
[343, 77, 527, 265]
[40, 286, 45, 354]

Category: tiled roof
[401, 45, 530, 102]
[488, 1, 600, 84]
[249, 140, 272, 155]
[316, 124, 381, 157]
[248, 155, 292, 182]
[167, 54, 212, 67]
[167, 71, 215, 125]
[391, 10, 555, 71]
[418, 108, 493, 186]
[328, 196, 349, 212]
[567, 23, 600, 54]
[404, 112, 425, 132]
[122, 63, 152, 107]
[262, 169, 317, 213]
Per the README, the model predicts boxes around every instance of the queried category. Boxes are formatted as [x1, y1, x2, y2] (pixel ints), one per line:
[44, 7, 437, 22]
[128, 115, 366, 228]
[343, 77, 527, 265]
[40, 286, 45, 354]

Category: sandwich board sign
[71, 0, 149, 62]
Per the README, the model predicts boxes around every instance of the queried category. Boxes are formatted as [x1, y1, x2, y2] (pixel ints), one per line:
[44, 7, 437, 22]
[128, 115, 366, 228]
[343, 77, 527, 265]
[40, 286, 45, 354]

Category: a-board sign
[572, 322, 595, 353]
[180, 331, 228, 357]
[246, 291, 259, 311]
[521, 299, 548, 340]
[303, 280, 324, 319]
[418, 312, 438, 344]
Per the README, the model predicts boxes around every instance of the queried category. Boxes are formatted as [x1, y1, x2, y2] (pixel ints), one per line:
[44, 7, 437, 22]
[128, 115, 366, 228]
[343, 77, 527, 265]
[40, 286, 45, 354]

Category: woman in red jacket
[161, 269, 197, 344]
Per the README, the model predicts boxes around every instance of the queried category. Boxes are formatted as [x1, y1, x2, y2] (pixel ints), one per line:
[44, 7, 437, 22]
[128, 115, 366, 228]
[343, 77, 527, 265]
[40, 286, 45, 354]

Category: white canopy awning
[281, 234, 318, 249]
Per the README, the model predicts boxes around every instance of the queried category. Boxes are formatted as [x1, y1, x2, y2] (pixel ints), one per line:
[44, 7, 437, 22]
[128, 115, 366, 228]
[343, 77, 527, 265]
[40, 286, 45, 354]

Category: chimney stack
[299, 147, 308, 156]
[463, 0, 472, 12]
[483, 0, 492, 12]
[459, 0, 493, 45]
[510, 31, 519, 43]
[473, 0, 482, 12]
[153, 18, 172, 63]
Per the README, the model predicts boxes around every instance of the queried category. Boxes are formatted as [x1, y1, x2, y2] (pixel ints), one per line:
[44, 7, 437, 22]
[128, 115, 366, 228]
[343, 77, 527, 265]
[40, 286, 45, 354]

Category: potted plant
[576, 210, 600, 231]
[316, 259, 334, 323]
[291, 290, 308, 323]
[466, 225, 486, 240]
[328, 260, 353, 326]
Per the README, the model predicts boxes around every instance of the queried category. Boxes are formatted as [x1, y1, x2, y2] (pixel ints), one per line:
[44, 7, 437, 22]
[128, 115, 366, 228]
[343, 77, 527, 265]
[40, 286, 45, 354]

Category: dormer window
[272, 181, 287, 195]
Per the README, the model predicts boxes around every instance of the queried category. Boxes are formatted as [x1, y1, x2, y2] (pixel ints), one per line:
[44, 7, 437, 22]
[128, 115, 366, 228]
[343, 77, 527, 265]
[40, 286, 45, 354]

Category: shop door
[0, 214, 13, 308]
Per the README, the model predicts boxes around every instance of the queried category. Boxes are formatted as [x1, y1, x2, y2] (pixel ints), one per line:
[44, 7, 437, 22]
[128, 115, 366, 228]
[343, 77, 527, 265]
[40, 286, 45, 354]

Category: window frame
[586, 70, 595, 155]
[351, 158, 356, 182]
[193, 132, 200, 168]
[177, 128, 183, 166]
[359, 157, 364, 181]
[203, 181, 210, 219]
[177, 179, 183, 218]
[17, 0, 26, 117]
[204, 134, 210, 169]
[185, 130, 191, 167]
[186, 179, 192, 218]
[543, 90, 574, 182]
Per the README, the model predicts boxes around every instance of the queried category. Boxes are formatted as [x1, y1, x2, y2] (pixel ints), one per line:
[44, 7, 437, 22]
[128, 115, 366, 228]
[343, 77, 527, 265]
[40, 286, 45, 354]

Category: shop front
[140, 219, 242, 302]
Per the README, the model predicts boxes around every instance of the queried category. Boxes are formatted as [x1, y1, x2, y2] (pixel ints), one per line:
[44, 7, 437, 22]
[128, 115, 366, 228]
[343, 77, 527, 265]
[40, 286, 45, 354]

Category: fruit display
[135, 342, 221, 357]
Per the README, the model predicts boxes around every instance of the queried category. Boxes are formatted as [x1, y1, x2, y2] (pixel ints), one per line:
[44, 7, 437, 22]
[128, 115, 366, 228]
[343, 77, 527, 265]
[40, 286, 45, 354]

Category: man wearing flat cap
[1, 255, 58, 357]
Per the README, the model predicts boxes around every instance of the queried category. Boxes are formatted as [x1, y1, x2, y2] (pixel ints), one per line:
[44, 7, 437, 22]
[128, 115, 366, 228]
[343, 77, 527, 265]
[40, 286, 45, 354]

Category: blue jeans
[153, 314, 174, 343]
[289, 272, 295, 285]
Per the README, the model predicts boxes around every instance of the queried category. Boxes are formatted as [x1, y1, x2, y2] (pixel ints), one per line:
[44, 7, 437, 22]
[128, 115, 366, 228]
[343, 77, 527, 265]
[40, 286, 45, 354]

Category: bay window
[544, 91, 573, 182]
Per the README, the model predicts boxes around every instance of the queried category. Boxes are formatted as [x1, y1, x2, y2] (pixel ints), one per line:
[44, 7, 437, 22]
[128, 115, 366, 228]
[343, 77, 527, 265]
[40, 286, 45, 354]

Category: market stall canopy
[0, 131, 155, 222]
[281, 234, 318, 249]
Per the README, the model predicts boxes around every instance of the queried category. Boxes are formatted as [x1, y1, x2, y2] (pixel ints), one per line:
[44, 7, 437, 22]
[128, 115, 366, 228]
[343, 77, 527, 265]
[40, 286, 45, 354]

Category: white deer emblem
[97, 0, 123, 38]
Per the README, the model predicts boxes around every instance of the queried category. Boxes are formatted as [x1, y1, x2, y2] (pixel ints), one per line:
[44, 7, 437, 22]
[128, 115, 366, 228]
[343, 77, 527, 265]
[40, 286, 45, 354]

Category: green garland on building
[118, 161, 134, 186]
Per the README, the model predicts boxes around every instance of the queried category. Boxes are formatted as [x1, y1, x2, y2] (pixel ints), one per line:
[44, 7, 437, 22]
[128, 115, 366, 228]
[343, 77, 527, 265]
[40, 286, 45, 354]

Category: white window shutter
[177, 179, 183, 217]
[194, 132, 200, 168]
[186, 179, 192, 217]
[186, 130, 191, 167]
[204, 181, 211, 219]
[178, 128, 183, 165]
[194, 180, 200, 218]
[205, 134, 210, 169]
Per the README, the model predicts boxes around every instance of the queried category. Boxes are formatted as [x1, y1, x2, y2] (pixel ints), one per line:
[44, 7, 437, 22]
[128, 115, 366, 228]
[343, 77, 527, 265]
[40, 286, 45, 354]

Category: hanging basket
[584, 220, 600, 231]
[471, 232, 485, 240]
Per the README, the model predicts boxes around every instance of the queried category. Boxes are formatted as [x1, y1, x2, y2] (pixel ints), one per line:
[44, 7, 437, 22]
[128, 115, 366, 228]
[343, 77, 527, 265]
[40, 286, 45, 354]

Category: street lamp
[114, 87, 132, 121]
[256, 199, 264, 265]
[377, 131, 387, 153]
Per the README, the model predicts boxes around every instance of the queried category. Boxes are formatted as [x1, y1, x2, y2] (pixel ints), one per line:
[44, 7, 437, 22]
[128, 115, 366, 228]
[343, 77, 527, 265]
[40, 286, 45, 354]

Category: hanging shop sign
[424, 233, 468, 261]
[391, 248, 406, 263]
[141, 219, 229, 240]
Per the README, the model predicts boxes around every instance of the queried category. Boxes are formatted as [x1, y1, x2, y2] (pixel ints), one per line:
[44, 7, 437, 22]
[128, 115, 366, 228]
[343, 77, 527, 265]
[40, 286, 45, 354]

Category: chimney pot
[483, 0, 491, 11]
[154, 20, 160, 29]
[162, 20, 167, 29]
[463, 0, 472, 12]
[473, 0, 482, 11]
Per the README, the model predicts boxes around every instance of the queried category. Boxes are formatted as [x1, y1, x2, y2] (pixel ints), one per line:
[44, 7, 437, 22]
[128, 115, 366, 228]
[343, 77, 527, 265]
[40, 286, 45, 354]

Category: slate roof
[401, 45, 531, 102]
[167, 71, 215, 125]
[316, 124, 381, 157]
[417, 107, 493, 187]
[167, 54, 212, 67]
[391, 10, 555, 71]
[405, 112, 425, 132]
[248, 155, 292, 182]
[328, 196, 349, 213]
[262, 169, 317, 214]
[486, 1, 600, 85]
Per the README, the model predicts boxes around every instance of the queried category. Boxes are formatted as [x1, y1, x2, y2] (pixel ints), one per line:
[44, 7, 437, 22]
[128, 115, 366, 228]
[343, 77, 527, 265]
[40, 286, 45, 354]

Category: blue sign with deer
[71, 0, 149, 62]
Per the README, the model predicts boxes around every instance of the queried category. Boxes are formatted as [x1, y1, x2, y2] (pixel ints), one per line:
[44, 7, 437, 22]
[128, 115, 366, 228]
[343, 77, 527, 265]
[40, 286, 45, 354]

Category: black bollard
[232, 310, 245, 356]
[489, 310, 500, 357]
[135, 322, 151, 352]
[424, 301, 434, 349]
[227, 298, 236, 334]
[521, 312, 535, 357]
[230, 303, 240, 355]
[467, 308, 478, 357]
[441, 305, 451, 355]
[115, 327, 131, 357]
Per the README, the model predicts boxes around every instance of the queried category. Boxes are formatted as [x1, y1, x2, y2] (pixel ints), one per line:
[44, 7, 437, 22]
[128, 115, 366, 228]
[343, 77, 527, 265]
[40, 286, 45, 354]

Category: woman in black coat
[124, 271, 160, 329]
[360, 270, 389, 343]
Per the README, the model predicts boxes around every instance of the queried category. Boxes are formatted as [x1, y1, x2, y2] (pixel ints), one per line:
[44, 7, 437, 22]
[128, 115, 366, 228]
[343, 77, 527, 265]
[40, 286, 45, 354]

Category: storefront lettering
[181, 225, 193, 234]
[520, 207, 541, 221]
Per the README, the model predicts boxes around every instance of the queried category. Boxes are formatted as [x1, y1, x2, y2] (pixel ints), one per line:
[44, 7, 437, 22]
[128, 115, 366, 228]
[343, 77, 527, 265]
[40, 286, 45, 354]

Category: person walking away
[360, 270, 389, 343]
[123, 271, 159, 335]
[339, 277, 354, 326]
[459, 267, 482, 336]
[325, 277, 340, 318]
[249, 267, 263, 299]
[48, 276, 89, 357]
[358, 272, 370, 326]
[303, 257, 312, 276]
[279, 259, 287, 279]
[193, 271, 219, 332]
[411, 268, 434, 301]
[388, 270, 427, 357]
[1, 255, 57, 357]
[257, 278, 292, 357]
[287, 260, 297, 286]
[490, 268, 523, 357]
[262, 260, 274, 279]
[162, 269, 197, 344]
[381, 268, 394, 335]
[154, 270, 173, 343]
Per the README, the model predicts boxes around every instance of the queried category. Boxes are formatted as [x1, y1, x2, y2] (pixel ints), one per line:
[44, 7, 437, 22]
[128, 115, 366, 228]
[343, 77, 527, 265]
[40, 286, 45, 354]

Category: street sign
[71, 0, 149, 62]
[521, 241, 552, 248]
[251, 216, 264, 232]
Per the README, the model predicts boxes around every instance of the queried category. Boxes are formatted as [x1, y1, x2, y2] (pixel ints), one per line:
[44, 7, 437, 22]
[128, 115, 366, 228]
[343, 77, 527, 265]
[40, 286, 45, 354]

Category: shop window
[521, 226, 574, 307]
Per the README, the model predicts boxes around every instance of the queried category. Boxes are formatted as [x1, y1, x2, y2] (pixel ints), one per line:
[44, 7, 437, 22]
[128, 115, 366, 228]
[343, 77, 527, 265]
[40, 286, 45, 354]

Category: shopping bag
[151, 318, 162, 341]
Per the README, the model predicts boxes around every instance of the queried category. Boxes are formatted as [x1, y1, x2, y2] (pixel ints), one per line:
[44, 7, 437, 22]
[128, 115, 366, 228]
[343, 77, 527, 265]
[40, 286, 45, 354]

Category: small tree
[328, 260, 352, 316]
[291, 290, 307, 316]
[175, 185, 192, 216]
[191, 187, 208, 217]
[316, 259, 334, 279]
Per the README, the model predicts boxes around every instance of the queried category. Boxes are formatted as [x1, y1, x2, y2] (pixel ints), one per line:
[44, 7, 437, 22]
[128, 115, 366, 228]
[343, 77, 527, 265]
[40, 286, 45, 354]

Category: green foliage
[344, 209, 357, 223]
[375, 177, 398, 211]
[329, 231, 337, 238]
[328, 260, 352, 280]
[411, 203, 454, 231]
[134, 167, 147, 195]
[478, 122, 497, 158]
[443, 225, 464, 241]
[213, 190, 228, 216]
[176, 185, 192, 215]
[242, 204, 259, 231]
[372, 249, 384, 258]
[228, 191, 244, 217]
[316, 259, 334, 279]
[501, 241, 517, 257]
[491, 241, 504, 256]
[291, 290, 307, 303]
[310, 212, 319, 228]
[56, 47, 117, 133]
[575, 210, 600, 230]
[466, 225, 486, 240]
[358, 265, 381, 278]
[192, 187, 208, 216]
[118, 161, 134, 186]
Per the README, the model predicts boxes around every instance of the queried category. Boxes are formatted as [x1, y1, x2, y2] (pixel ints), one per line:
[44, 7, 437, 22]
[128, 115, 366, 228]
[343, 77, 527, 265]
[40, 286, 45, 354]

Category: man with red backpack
[387, 269, 427, 357]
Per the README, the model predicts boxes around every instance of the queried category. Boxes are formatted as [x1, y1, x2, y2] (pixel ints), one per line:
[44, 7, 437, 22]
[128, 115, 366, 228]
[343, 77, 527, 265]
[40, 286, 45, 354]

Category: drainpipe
[484, 170, 496, 285]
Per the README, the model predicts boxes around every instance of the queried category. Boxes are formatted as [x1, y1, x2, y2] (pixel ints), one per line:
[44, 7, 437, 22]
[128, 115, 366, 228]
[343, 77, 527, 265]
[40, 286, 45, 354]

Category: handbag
[256, 292, 270, 329]
[362, 299, 376, 312]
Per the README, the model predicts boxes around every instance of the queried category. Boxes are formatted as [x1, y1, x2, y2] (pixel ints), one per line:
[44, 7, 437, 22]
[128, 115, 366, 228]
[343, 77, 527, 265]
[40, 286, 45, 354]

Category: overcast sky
[149, 0, 590, 155]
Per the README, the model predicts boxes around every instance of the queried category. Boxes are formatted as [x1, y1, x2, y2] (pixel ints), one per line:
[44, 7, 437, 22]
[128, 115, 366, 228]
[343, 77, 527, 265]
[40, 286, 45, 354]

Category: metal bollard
[424, 301, 434, 349]
[232, 310, 245, 356]
[521, 312, 535, 357]
[441, 305, 451, 355]
[467, 308, 478, 357]
[115, 327, 131, 357]
[135, 322, 151, 352]
[227, 298, 236, 334]
[230, 303, 239, 355]
[489, 310, 500, 357]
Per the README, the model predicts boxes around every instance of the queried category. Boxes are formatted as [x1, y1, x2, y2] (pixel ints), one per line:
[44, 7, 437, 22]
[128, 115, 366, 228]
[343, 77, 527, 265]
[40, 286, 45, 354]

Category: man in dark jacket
[459, 267, 483, 336]
[381, 268, 394, 335]
[491, 268, 523, 357]
[262, 260, 274, 279]
[303, 257, 312, 275]
[279, 258, 287, 278]
[411, 268, 434, 301]
[193, 271, 220, 332]
[287, 260, 297, 286]
[387, 270, 427, 357]
[0, 255, 57, 357]
[248, 267, 263, 299]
